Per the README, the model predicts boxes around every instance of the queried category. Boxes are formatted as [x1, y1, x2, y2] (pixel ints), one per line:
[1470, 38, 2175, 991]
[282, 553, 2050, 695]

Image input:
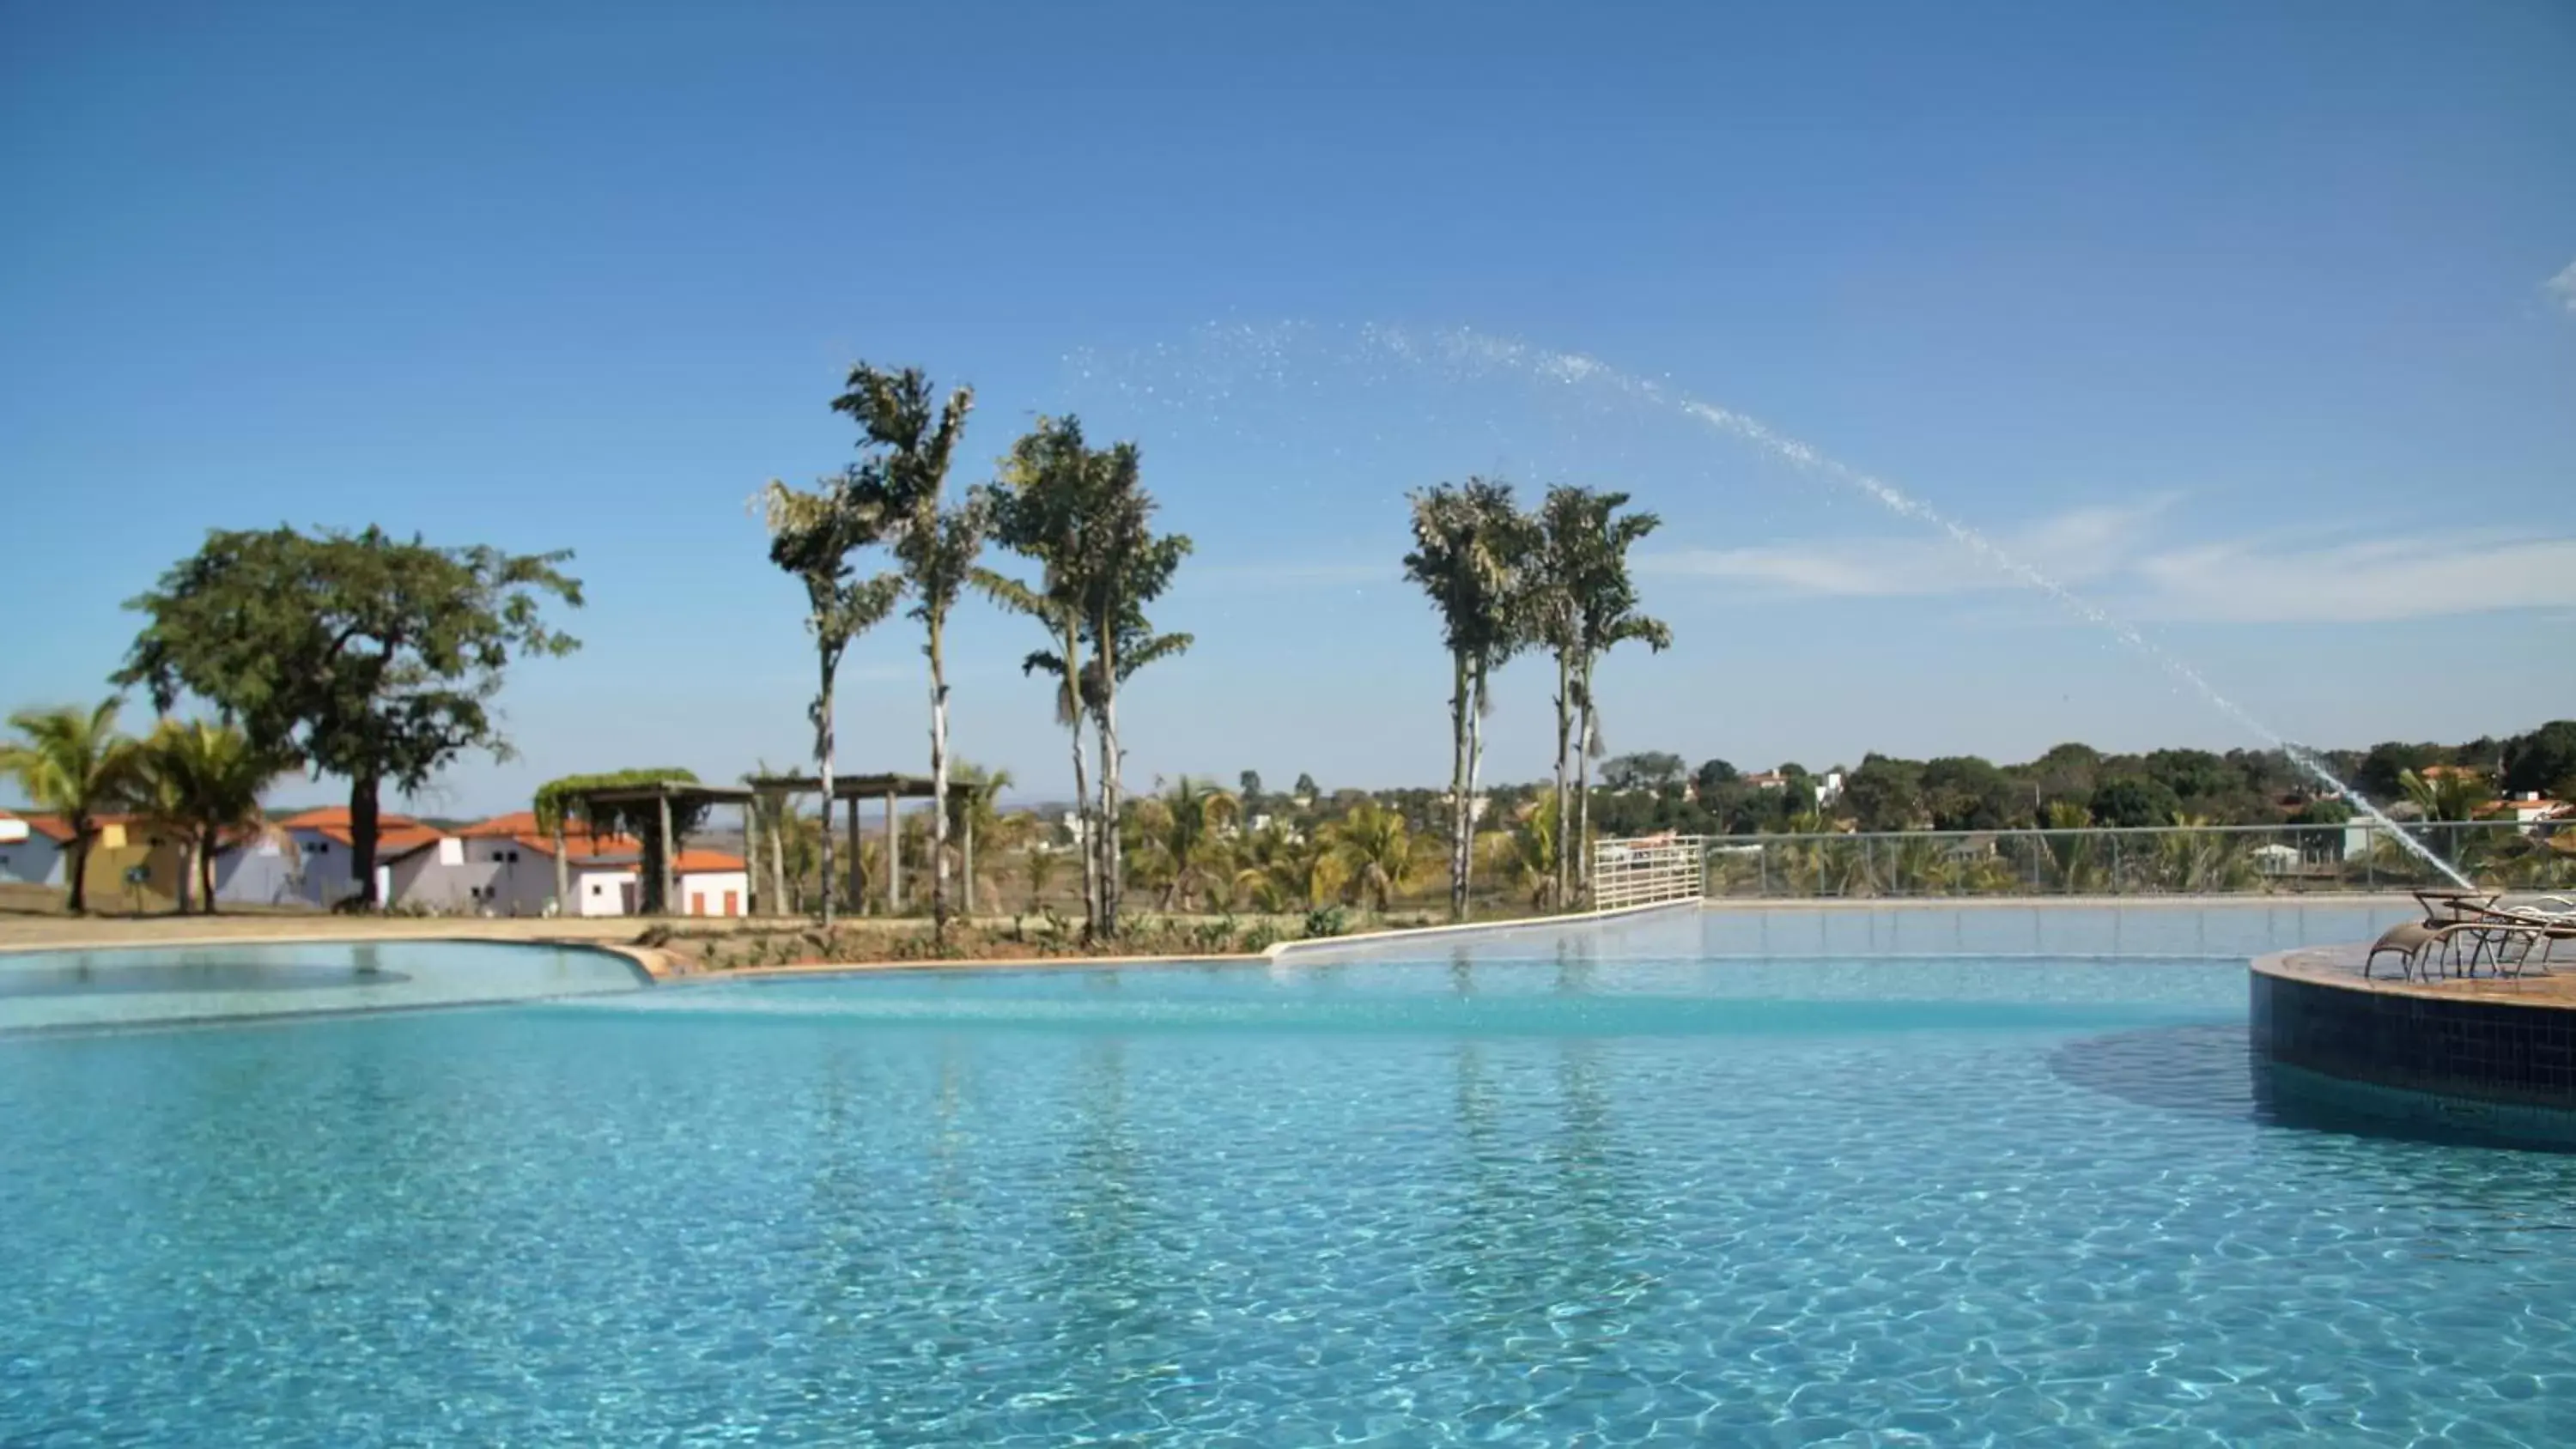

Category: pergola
[744, 772, 940, 916]
[566, 773, 940, 918]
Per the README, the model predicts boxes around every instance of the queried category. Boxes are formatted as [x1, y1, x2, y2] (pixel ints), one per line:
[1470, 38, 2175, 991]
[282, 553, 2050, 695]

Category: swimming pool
[3, 906, 2569, 1445]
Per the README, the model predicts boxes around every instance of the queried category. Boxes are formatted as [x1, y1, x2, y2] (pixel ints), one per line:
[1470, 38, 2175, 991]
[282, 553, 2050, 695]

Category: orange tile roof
[277, 805, 442, 854]
[15, 814, 76, 843]
[455, 811, 650, 861]
[672, 849, 746, 875]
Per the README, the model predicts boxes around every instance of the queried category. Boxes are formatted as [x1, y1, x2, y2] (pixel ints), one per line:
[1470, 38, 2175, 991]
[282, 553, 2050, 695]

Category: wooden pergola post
[885, 789, 902, 912]
[846, 803, 863, 920]
[768, 796, 787, 918]
[657, 789, 676, 917]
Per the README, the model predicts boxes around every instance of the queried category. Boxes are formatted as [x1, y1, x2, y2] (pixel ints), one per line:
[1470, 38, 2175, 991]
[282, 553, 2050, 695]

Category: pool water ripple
[4, 939, 2574, 1445]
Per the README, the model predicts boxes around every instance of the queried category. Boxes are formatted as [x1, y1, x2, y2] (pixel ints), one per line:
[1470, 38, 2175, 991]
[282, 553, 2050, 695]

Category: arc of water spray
[1366, 324, 2471, 890]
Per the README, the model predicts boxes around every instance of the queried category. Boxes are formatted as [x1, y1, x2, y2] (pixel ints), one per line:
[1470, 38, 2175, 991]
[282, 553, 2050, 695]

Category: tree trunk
[198, 828, 220, 914]
[1069, 712, 1096, 937]
[817, 650, 837, 929]
[349, 773, 381, 908]
[63, 813, 90, 914]
[884, 790, 900, 912]
[768, 808, 787, 919]
[1575, 664, 1595, 906]
[1553, 647, 1573, 911]
[552, 819, 569, 916]
[1466, 657, 1491, 922]
[928, 619, 951, 942]
[962, 809, 975, 915]
[1096, 621, 1125, 939]
[1448, 649, 1470, 923]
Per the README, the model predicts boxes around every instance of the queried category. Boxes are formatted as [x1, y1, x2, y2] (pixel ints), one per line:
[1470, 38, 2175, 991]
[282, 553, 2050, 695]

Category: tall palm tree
[1322, 800, 1420, 916]
[756, 472, 903, 929]
[1, 700, 143, 914]
[1567, 504, 1670, 906]
[987, 416, 1104, 933]
[834, 361, 979, 941]
[1074, 446, 1191, 940]
[1404, 479, 1535, 923]
[1533, 488, 1665, 908]
[135, 718, 282, 913]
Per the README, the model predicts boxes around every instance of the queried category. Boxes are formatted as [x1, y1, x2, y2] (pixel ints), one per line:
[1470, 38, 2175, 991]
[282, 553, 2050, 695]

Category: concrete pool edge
[0, 939, 662, 1040]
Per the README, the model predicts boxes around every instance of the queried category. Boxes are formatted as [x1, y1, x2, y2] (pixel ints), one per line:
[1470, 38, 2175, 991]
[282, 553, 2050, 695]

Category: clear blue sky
[5, 1, 2572, 815]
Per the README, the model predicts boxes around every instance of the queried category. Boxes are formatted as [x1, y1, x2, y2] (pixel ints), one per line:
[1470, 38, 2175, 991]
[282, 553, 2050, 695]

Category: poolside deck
[2255, 942, 2576, 1009]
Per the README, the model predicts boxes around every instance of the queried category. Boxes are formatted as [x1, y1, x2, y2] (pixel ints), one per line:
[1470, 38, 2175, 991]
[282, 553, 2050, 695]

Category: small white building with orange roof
[448, 811, 748, 918]
[214, 805, 447, 909]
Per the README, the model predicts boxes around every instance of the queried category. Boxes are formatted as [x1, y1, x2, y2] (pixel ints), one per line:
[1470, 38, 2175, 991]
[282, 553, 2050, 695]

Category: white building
[213, 806, 448, 909]
[452, 812, 746, 918]
[0, 810, 65, 888]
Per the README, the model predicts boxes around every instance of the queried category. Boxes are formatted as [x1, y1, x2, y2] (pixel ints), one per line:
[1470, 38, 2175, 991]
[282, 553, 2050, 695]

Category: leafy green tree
[1920, 755, 2020, 831]
[835, 361, 981, 939]
[1841, 755, 1925, 832]
[0, 700, 144, 913]
[1292, 772, 1319, 801]
[1238, 770, 1263, 813]
[135, 718, 284, 913]
[1406, 478, 1536, 921]
[757, 472, 903, 928]
[1692, 758, 1739, 797]
[1600, 751, 1686, 791]
[2091, 775, 2183, 829]
[119, 527, 580, 907]
[2504, 721, 2576, 798]
[2355, 741, 2440, 801]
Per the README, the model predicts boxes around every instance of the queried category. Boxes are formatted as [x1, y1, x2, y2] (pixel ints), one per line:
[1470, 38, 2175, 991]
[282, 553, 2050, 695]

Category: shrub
[1301, 906, 1349, 939]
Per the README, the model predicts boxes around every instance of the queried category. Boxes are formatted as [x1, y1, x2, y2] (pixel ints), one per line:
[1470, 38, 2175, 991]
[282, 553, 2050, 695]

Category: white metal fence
[1595, 819, 2571, 900]
[1590, 838, 1709, 910]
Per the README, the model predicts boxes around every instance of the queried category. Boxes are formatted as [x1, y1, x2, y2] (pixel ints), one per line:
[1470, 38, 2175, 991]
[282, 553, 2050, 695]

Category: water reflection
[2050, 1022, 2576, 1160]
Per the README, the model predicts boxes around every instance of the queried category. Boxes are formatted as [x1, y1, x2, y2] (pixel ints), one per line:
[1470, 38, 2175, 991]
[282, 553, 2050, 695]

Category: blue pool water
[4, 907, 2571, 1446]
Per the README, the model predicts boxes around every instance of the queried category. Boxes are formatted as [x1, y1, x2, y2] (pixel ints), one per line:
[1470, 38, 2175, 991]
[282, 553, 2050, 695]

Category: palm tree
[1530, 487, 1664, 910]
[833, 361, 981, 941]
[1322, 801, 1419, 916]
[1404, 479, 1536, 923]
[1488, 794, 1561, 910]
[1563, 498, 1669, 906]
[1233, 822, 1343, 914]
[756, 473, 903, 929]
[987, 417, 1192, 942]
[134, 718, 282, 913]
[1127, 777, 1242, 912]
[1, 700, 144, 913]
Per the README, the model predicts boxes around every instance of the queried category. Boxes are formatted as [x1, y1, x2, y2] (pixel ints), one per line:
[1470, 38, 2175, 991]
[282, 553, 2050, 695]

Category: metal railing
[1591, 838, 1710, 910]
[1599, 820, 2570, 900]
